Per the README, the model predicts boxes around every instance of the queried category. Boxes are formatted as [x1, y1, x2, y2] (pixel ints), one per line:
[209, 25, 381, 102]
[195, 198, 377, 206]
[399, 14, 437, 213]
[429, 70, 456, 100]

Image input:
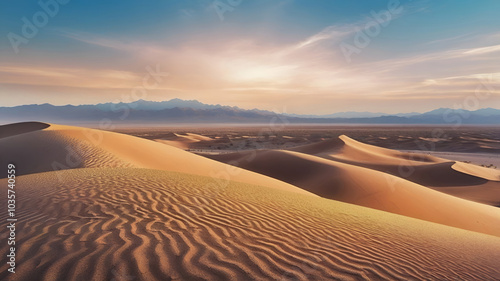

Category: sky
[1, 0, 499, 114]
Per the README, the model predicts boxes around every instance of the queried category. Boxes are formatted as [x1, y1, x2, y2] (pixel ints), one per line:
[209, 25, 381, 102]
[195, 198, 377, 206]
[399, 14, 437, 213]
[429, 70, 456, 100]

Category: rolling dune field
[1, 122, 500, 281]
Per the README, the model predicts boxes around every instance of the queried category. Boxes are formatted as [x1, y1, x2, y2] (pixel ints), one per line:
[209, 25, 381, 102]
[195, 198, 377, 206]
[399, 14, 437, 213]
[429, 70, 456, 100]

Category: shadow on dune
[322, 160, 489, 187]
[290, 136, 492, 187]
[0, 121, 50, 139]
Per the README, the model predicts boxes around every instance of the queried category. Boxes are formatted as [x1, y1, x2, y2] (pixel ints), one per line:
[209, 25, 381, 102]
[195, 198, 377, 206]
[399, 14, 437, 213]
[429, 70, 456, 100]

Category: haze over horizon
[3, 98, 500, 117]
[1, 0, 500, 114]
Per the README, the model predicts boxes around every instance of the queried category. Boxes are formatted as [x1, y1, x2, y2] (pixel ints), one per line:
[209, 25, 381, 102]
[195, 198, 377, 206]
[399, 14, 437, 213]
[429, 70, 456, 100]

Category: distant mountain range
[93, 98, 233, 111]
[284, 111, 421, 118]
[1, 99, 499, 125]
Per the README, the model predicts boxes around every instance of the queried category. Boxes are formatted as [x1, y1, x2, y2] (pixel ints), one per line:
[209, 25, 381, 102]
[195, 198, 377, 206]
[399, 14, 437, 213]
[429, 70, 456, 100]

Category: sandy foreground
[1, 122, 500, 280]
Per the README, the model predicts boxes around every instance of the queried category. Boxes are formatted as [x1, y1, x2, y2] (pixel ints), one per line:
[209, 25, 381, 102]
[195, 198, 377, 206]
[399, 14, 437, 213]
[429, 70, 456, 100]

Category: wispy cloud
[294, 26, 352, 49]
[0, 65, 140, 89]
[2, 0, 499, 113]
[463, 44, 500, 55]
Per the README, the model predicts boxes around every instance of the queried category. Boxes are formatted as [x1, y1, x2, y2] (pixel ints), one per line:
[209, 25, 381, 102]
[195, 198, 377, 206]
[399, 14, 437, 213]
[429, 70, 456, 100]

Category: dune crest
[285, 135, 500, 204]
[155, 132, 214, 149]
[0, 124, 312, 196]
[452, 161, 500, 181]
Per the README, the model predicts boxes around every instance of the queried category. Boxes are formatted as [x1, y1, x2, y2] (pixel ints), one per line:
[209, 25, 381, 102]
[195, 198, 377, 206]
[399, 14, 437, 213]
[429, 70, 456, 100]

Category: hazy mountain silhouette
[1, 99, 499, 125]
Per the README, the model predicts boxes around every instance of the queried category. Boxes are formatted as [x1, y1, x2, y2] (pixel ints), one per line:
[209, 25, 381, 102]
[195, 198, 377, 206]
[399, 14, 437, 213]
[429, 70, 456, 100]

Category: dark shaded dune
[0, 128, 133, 179]
[0, 124, 310, 196]
[402, 162, 490, 187]
[209, 150, 344, 198]
[0, 121, 50, 139]
[289, 136, 500, 207]
[288, 135, 499, 190]
[1, 168, 500, 281]
[340, 161, 500, 207]
[317, 158, 489, 187]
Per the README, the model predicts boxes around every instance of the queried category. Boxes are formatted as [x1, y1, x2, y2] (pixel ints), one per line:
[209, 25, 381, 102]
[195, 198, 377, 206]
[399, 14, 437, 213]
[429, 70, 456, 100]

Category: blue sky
[1, 0, 499, 114]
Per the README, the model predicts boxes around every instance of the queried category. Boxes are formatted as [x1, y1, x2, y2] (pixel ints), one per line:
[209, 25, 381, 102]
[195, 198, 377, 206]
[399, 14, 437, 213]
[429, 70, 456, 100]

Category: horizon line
[2, 98, 500, 116]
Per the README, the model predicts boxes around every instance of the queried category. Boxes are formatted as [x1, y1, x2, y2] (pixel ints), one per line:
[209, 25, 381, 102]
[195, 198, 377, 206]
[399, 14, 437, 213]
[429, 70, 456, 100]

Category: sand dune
[183, 133, 214, 142]
[0, 121, 50, 139]
[2, 122, 500, 280]
[207, 149, 500, 237]
[452, 161, 500, 181]
[288, 135, 500, 205]
[293, 135, 500, 180]
[155, 133, 214, 150]
[1, 168, 500, 281]
[0, 123, 312, 196]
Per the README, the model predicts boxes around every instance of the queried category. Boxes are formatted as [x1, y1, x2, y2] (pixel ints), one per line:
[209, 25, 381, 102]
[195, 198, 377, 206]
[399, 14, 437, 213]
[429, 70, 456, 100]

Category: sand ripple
[1, 168, 500, 281]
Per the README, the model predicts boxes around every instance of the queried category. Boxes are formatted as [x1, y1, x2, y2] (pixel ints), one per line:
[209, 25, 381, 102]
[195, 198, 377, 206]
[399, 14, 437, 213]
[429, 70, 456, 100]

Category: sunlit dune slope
[0, 123, 312, 196]
[207, 149, 500, 237]
[1, 168, 499, 281]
